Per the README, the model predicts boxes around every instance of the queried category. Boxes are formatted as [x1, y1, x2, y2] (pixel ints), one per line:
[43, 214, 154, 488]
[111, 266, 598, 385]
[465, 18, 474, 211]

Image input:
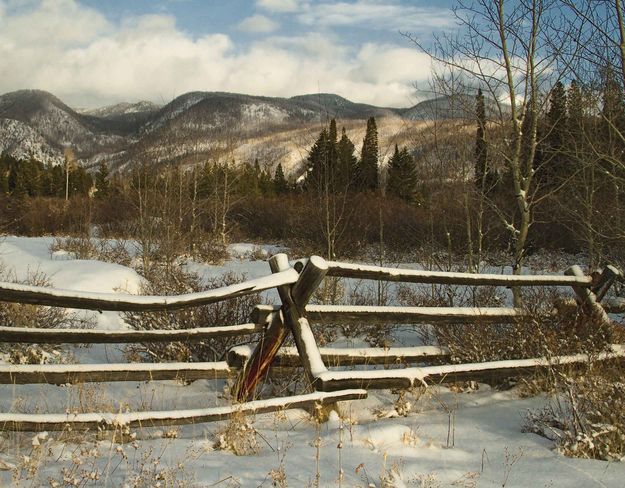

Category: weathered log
[0, 361, 234, 385]
[0, 389, 368, 432]
[276, 256, 329, 383]
[0, 268, 298, 312]
[253, 304, 527, 325]
[315, 345, 625, 391]
[235, 254, 293, 402]
[0, 323, 262, 344]
[326, 261, 593, 287]
[565, 265, 611, 325]
[592, 265, 622, 301]
[227, 345, 450, 368]
[306, 305, 526, 324]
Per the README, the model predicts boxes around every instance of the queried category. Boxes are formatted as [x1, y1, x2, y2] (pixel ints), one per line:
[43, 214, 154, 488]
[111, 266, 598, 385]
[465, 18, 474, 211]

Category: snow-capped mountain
[0, 89, 471, 171]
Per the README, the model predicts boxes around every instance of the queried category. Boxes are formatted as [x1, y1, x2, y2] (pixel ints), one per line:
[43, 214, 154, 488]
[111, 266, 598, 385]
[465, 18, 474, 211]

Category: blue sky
[0, 0, 456, 108]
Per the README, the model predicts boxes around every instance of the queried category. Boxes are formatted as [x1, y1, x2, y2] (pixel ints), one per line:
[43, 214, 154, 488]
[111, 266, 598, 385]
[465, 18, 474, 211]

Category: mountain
[81, 101, 160, 118]
[401, 94, 503, 120]
[0, 89, 483, 172]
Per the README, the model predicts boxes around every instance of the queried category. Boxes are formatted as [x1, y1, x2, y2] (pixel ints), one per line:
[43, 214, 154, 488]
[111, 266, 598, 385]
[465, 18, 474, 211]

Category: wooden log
[274, 256, 329, 386]
[565, 265, 611, 324]
[227, 345, 450, 368]
[0, 323, 262, 344]
[234, 311, 289, 402]
[253, 304, 527, 325]
[235, 254, 293, 402]
[291, 256, 328, 311]
[306, 305, 526, 324]
[315, 344, 625, 391]
[325, 261, 593, 287]
[0, 389, 368, 432]
[592, 265, 622, 301]
[0, 268, 299, 312]
[0, 361, 234, 385]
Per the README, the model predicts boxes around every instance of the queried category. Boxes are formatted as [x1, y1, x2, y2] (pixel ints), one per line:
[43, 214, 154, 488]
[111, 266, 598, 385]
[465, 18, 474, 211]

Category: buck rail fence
[0, 254, 623, 432]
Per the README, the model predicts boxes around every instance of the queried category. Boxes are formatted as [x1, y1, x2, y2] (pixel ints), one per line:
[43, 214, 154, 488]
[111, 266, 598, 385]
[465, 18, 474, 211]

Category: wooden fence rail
[0, 254, 623, 432]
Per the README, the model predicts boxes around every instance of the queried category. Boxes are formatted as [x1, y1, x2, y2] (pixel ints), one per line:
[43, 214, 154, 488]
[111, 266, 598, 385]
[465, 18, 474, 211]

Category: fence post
[234, 254, 292, 402]
[280, 256, 329, 387]
[591, 265, 622, 302]
[235, 254, 329, 401]
[565, 265, 611, 325]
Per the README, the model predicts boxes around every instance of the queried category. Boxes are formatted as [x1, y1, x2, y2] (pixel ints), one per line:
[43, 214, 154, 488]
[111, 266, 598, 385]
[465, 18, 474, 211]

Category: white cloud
[237, 14, 279, 33]
[256, 0, 301, 13]
[296, 1, 453, 31]
[0, 0, 431, 108]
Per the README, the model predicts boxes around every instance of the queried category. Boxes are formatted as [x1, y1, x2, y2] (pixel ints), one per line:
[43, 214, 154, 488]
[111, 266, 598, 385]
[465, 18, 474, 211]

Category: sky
[0, 0, 456, 109]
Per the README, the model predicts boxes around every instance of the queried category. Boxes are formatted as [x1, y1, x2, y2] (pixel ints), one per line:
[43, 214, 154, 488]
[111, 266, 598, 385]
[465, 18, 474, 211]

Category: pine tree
[358, 117, 379, 191]
[387, 144, 418, 203]
[474, 88, 489, 190]
[273, 163, 289, 194]
[336, 127, 357, 190]
[95, 162, 110, 199]
[304, 128, 330, 192]
[542, 81, 568, 186]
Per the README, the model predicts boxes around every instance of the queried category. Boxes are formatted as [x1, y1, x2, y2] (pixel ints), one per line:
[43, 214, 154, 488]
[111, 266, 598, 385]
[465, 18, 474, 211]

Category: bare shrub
[50, 237, 132, 266]
[213, 411, 260, 455]
[123, 266, 260, 362]
[397, 283, 613, 364]
[0, 268, 95, 364]
[525, 361, 625, 461]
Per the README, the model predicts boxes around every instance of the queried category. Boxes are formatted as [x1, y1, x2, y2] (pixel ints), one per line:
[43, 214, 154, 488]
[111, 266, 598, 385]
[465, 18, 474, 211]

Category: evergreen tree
[387, 144, 418, 203]
[304, 128, 330, 192]
[542, 81, 568, 186]
[95, 162, 110, 199]
[358, 117, 379, 191]
[336, 127, 357, 190]
[273, 163, 289, 194]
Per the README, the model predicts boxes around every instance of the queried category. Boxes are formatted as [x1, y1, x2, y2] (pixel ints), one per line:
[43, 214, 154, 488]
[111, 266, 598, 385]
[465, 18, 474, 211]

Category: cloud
[296, 1, 454, 31]
[0, 0, 431, 108]
[237, 14, 279, 33]
[256, 0, 301, 13]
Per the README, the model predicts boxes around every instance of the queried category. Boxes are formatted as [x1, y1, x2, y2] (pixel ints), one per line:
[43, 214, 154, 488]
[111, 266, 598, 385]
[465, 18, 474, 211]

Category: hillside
[0, 89, 483, 173]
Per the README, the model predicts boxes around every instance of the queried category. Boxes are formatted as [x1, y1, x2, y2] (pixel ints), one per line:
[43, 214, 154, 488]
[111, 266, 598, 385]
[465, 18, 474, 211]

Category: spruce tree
[358, 117, 379, 191]
[542, 81, 568, 186]
[273, 163, 289, 194]
[336, 127, 357, 190]
[95, 162, 110, 199]
[387, 144, 418, 203]
[304, 128, 330, 192]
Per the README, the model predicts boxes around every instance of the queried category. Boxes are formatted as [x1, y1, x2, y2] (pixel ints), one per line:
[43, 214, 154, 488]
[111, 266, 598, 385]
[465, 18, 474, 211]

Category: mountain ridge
[0, 89, 489, 171]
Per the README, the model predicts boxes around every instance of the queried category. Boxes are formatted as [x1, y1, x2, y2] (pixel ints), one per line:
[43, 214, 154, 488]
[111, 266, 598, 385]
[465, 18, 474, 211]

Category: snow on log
[0, 268, 299, 311]
[0, 323, 262, 344]
[325, 261, 593, 287]
[0, 389, 368, 431]
[0, 361, 234, 384]
[315, 345, 625, 391]
[227, 345, 450, 368]
[253, 304, 527, 325]
[306, 305, 526, 324]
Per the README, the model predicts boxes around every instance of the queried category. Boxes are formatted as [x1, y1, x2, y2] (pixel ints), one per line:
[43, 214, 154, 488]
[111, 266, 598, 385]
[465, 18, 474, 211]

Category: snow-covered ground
[0, 236, 623, 487]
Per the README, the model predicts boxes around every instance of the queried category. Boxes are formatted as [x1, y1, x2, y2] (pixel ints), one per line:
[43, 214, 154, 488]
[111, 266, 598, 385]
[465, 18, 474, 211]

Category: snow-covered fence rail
[0, 253, 623, 432]
[0, 268, 299, 311]
[233, 256, 624, 395]
[0, 262, 365, 431]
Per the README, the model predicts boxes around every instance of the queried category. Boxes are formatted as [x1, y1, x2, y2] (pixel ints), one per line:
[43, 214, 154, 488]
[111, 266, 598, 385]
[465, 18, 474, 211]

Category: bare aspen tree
[407, 0, 563, 305]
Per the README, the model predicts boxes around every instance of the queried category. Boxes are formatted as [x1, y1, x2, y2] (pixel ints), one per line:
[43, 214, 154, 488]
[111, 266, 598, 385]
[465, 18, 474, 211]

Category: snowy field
[0, 236, 623, 487]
